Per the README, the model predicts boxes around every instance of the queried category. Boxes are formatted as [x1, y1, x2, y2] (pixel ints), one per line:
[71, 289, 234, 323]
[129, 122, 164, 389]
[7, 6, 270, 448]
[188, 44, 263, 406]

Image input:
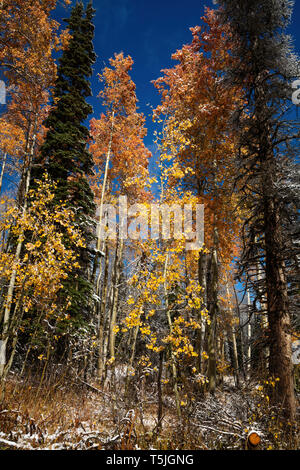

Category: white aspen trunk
[92, 115, 115, 373]
[225, 281, 240, 387]
[164, 253, 181, 420]
[109, 239, 123, 360]
[97, 242, 109, 382]
[0, 128, 36, 380]
[92, 113, 115, 287]
[256, 259, 269, 370]
[0, 152, 7, 195]
[125, 323, 140, 399]
[96, 113, 114, 249]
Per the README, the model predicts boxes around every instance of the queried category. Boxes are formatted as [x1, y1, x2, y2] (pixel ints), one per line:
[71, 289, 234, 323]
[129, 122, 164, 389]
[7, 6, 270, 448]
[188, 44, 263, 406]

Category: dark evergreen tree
[32, 0, 96, 322]
[217, 0, 299, 420]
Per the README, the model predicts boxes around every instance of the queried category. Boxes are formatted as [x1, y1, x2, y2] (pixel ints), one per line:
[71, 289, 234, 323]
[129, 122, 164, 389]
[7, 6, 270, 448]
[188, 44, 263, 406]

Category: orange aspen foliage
[0, 0, 71, 180]
[153, 8, 243, 269]
[0, 116, 25, 157]
[90, 53, 151, 204]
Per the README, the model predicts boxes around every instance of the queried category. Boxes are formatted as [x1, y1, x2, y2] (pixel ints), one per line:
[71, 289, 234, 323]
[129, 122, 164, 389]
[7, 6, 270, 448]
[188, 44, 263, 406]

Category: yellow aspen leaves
[0, 176, 84, 330]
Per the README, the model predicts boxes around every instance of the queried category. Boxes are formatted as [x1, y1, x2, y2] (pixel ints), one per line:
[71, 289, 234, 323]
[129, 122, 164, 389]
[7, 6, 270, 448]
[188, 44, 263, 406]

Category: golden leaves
[0, 176, 84, 320]
[90, 52, 151, 201]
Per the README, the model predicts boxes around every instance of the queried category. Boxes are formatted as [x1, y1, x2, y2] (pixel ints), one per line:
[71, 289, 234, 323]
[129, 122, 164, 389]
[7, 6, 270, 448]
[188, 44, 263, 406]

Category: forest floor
[0, 372, 299, 450]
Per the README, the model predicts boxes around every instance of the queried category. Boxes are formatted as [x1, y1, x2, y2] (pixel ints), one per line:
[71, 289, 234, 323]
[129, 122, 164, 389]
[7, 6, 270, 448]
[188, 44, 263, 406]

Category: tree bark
[197, 251, 207, 373]
[91, 112, 115, 286]
[0, 152, 7, 195]
[225, 281, 240, 387]
[264, 192, 296, 419]
[97, 242, 109, 382]
[164, 253, 181, 420]
[207, 227, 218, 395]
[109, 238, 123, 360]
[246, 289, 251, 379]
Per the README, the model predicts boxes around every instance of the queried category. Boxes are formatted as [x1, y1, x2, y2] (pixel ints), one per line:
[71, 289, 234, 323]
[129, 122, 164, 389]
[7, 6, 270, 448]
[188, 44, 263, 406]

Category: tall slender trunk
[125, 323, 139, 398]
[0, 152, 7, 195]
[246, 288, 252, 379]
[255, 258, 268, 374]
[197, 251, 207, 373]
[164, 253, 181, 420]
[206, 151, 219, 395]
[255, 75, 295, 419]
[109, 238, 123, 360]
[97, 242, 109, 382]
[156, 350, 164, 433]
[91, 112, 115, 286]
[207, 227, 218, 395]
[233, 282, 247, 380]
[264, 193, 296, 419]
[0, 125, 37, 381]
[225, 281, 240, 387]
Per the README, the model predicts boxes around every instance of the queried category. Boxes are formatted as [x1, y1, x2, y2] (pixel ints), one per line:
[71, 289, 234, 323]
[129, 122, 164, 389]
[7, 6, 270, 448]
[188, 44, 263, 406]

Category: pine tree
[217, 0, 299, 420]
[32, 0, 96, 321]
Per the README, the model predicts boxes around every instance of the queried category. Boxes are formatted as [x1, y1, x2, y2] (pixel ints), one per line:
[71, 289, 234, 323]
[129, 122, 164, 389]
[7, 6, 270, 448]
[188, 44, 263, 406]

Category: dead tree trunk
[207, 227, 218, 395]
[264, 187, 296, 419]
[197, 251, 207, 373]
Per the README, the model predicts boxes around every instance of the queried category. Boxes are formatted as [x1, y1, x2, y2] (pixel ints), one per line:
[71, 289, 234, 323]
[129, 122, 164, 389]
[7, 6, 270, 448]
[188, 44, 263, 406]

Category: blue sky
[53, 0, 300, 154]
[1, 0, 298, 189]
[85, 0, 221, 153]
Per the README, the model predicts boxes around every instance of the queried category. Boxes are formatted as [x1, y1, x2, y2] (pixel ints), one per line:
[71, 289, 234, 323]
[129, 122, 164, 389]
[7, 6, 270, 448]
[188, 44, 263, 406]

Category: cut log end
[247, 431, 261, 448]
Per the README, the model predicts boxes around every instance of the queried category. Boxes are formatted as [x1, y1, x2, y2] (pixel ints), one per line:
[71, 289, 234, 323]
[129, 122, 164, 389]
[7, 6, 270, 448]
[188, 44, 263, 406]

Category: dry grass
[0, 374, 299, 450]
